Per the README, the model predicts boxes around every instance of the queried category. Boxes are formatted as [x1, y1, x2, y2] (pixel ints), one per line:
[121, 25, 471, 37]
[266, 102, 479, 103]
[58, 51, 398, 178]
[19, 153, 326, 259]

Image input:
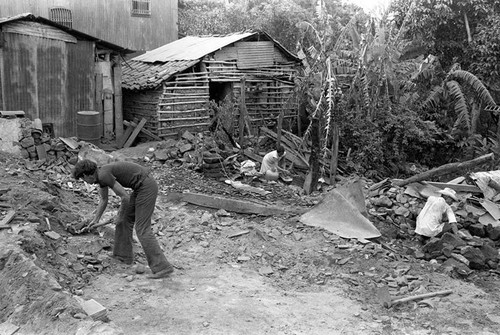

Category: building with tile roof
[122, 31, 302, 139]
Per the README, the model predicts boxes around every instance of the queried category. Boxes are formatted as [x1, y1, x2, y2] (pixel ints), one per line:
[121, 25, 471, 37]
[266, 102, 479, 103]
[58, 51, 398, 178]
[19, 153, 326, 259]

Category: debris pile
[368, 179, 500, 274]
[145, 130, 236, 176]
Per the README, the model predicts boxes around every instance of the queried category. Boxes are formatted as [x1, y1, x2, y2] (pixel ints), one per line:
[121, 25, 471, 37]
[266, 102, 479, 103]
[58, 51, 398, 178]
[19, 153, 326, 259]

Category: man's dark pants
[113, 176, 172, 273]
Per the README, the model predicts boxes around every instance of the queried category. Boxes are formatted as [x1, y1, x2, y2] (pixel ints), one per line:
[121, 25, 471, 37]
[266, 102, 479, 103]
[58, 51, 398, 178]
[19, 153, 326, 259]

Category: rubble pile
[145, 130, 236, 177]
[368, 181, 500, 273]
[15, 119, 76, 166]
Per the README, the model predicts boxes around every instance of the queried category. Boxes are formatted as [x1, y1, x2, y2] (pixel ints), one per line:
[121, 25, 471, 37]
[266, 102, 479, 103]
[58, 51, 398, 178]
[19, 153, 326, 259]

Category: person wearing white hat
[415, 187, 458, 238]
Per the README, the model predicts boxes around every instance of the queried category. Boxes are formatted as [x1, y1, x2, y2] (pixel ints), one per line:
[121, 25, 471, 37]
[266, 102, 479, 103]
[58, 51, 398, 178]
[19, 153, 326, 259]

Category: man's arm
[444, 205, 457, 224]
[90, 186, 109, 226]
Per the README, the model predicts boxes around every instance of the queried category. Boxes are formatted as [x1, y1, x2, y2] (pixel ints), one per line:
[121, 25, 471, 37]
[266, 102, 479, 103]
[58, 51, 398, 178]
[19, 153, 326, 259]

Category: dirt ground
[1, 148, 500, 335]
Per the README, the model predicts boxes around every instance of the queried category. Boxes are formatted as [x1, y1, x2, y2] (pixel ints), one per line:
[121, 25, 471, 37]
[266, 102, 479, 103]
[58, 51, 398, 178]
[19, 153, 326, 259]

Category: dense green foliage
[179, 0, 500, 179]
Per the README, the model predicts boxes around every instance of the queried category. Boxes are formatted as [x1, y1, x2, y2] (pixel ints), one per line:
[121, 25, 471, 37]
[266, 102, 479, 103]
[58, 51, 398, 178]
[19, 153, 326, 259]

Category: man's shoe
[113, 255, 133, 265]
[147, 267, 174, 279]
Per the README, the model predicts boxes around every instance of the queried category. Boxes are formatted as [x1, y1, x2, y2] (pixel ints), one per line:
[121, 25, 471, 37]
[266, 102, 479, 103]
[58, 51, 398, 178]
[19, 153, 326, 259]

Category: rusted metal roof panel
[122, 59, 199, 90]
[133, 32, 256, 63]
[236, 41, 274, 69]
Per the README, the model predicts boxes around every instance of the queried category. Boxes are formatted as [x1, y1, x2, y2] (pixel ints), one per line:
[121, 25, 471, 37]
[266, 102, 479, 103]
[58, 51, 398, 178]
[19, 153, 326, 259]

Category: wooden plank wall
[122, 88, 163, 134]
[157, 72, 210, 138]
[205, 60, 298, 133]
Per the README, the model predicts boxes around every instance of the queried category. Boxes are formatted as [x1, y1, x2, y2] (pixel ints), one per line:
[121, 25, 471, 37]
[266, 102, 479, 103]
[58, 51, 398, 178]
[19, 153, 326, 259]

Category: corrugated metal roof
[123, 31, 301, 91]
[122, 59, 199, 90]
[133, 32, 255, 63]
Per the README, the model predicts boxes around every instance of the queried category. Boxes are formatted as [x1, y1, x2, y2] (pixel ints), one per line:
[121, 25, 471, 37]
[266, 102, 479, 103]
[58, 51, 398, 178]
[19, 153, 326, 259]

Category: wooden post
[303, 117, 320, 194]
[239, 77, 246, 148]
[113, 65, 123, 139]
[330, 123, 339, 185]
[103, 88, 114, 139]
[277, 109, 284, 147]
[95, 73, 103, 137]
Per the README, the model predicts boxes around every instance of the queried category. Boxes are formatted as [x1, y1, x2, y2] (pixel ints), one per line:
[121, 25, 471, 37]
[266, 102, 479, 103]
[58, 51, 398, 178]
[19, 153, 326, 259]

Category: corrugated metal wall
[0, 0, 178, 51]
[67, 41, 95, 135]
[1, 31, 95, 137]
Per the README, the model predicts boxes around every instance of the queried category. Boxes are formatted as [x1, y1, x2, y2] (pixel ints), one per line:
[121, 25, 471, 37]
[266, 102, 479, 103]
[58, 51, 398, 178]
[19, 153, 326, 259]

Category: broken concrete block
[81, 299, 107, 321]
[486, 226, 500, 241]
[457, 229, 473, 241]
[461, 246, 486, 270]
[181, 130, 195, 142]
[153, 149, 170, 162]
[371, 196, 393, 208]
[0, 322, 19, 335]
[422, 238, 444, 255]
[451, 253, 470, 266]
[480, 244, 499, 262]
[178, 143, 192, 153]
[440, 232, 466, 249]
[200, 212, 213, 225]
[468, 224, 486, 237]
[44, 231, 61, 240]
[259, 266, 274, 275]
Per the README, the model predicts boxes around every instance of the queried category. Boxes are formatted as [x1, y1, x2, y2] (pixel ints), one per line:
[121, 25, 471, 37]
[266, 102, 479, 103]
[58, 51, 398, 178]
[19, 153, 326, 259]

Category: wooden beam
[393, 153, 494, 187]
[113, 65, 123, 139]
[422, 181, 482, 193]
[0, 210, 16, 226]
[116, 124, 134, 149]
[95, 73, 104, 137]
[239, 77, 247, 146]
[166, 192, 304, 216]
[123, 120, 161, 141]
[123, 118, 147, 148]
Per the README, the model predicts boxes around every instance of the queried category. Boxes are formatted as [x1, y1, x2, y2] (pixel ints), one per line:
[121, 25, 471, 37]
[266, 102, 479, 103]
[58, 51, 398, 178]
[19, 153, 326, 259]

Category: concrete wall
[0, 118, 23, 155]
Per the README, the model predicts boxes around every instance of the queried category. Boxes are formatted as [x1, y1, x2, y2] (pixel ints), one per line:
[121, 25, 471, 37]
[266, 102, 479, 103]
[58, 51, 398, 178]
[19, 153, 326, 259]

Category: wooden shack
[122, 31, 302, 139]
[0, 13, 132, 138]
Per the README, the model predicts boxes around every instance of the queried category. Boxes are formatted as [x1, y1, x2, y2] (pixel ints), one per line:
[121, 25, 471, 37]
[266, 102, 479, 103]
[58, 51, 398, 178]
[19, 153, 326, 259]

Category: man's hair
[276, 144, 285, 156]
[72, 159, 97, 180]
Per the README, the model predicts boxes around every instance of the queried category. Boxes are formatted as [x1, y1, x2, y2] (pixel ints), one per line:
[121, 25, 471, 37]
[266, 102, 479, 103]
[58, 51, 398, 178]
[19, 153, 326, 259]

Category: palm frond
[448, 70, 496, 106]
[333, 12, 362, 52]
[422, 86, 444, 110]
[446, 80, 470, 130]
[360, 73, 370, 111]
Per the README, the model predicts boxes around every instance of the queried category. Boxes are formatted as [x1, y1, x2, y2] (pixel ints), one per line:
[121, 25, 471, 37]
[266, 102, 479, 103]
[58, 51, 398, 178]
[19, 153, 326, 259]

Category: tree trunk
[303, 117, 320, 194]
[330, 123, 339, 185]
[392, 153, 494, 187]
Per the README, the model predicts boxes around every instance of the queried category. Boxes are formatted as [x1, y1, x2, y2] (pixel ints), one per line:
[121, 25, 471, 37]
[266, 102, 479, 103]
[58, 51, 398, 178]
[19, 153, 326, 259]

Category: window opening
[49, 7, 72, 28]
[131, 0, 151, 17]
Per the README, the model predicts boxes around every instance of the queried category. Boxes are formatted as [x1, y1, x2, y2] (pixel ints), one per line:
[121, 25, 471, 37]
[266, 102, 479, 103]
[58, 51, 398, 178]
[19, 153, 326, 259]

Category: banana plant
[421, 62, 496, 135]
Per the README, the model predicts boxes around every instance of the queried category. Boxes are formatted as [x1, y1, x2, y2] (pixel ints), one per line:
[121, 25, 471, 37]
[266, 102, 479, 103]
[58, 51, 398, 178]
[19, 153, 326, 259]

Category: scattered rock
[134, 264, 146, 274]
[44, 231, 61, 240]
[461, 246, 486, 270]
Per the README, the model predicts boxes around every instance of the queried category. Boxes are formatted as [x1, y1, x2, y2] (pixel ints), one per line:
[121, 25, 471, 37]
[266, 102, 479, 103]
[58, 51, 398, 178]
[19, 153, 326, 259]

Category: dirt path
[86, 264, 365, 335]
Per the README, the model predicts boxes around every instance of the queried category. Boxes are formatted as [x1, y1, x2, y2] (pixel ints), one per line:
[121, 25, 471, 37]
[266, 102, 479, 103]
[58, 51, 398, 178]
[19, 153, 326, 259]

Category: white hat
[437, 187, 458, 201]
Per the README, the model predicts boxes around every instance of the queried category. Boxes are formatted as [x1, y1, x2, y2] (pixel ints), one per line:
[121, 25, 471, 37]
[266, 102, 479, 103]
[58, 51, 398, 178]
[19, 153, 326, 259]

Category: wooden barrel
[77, 111, 101, 145]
